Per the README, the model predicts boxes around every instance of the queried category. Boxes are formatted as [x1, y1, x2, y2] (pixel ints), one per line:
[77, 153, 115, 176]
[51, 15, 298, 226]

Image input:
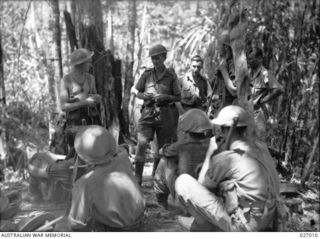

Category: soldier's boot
[152, 156, 161, 177]
[156, 193, 169, 210]
[135, 162, 145, 186]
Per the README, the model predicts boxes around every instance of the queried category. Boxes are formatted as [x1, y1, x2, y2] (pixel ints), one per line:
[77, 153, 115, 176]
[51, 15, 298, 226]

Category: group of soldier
[0, 30, 286, 232]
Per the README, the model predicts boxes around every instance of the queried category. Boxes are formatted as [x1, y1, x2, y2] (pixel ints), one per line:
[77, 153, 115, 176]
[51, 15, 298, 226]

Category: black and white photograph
[0, 0, 319, 236]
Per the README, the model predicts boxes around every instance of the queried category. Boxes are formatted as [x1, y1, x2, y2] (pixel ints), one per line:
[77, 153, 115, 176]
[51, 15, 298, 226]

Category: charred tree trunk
[75, 0, 119, 140]
[123, 0, 137, 138]
[63, 10, 78, 52]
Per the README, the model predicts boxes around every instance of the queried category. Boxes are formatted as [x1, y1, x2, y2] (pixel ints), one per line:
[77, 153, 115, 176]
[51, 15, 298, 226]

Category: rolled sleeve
[135, 72, 148, 92]
[171, 74, 181, 98]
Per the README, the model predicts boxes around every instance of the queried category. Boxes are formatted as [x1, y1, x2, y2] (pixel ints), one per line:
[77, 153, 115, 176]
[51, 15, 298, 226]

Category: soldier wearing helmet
[52, 48, 102, 156]
[153, 109, 212, 209]
[134, 44, 181, 185]
[176, 55, 213, 114]
[175, 105, 280, 232]
[68, 125, 145, 231]
[59, 48, 102, 127]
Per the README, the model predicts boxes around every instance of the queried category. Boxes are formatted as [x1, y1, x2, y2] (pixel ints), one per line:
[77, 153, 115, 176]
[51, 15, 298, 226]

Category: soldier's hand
[88, 94, 101, 103]
[143, 92, 155, 100]
[155, 94, 171, 103]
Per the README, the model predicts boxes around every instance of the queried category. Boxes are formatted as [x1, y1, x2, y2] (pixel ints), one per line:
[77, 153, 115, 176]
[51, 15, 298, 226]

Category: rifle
[220, 116, 239, 151]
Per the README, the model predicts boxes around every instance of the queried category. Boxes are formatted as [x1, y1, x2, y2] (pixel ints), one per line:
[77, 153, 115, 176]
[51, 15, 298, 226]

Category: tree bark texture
[0, 31, 5, 105]
[123, 0, 137, 138]
[47, 0, 63, 144]
[63, 10, 78, 52]
[75, 0, 120, 141]
[106, 0, 114, 51]
[301, 133, 319, 187]
[228, 0, 256, 137]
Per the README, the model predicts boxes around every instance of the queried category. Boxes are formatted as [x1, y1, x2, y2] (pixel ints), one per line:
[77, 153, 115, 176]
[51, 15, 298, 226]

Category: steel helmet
[74, 125, 117, 165]
[70, 48, 94, 66]
[178, 109, 212, 133]
[148, 44, 167, 57]
[211, 105, 250, 127]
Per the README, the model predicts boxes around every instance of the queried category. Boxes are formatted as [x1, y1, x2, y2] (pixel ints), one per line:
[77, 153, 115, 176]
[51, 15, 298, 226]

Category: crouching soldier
[153, 109, 212, 209]
[68, 125, 146, 231]
[175, 105, 280, 231]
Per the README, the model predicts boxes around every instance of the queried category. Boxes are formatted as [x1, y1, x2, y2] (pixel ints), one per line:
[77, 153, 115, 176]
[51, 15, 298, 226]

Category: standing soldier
[60, 48, 102, 128]
[51, 48, 102, 155]
[247, 47, 284, 139]
[134, 44, 181, 185]
[176, 55, 212, 114]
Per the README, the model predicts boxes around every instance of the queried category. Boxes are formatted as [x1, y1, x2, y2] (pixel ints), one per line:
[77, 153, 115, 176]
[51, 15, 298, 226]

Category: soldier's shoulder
[167, 67, 178, 78]
[139, 68, 153, 78]
[142, 68, 153, 74]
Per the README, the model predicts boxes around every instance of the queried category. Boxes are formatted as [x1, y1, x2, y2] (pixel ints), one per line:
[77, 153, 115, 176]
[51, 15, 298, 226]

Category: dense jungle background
[0, 0, 319, 232]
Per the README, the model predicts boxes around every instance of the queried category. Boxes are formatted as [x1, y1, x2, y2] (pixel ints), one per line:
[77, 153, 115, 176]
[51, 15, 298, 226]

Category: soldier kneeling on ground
[175, 105, 281, 231]
[27, 128, 83, 204]
[153, 109, 212, 209]
[68, 125, 146, 231]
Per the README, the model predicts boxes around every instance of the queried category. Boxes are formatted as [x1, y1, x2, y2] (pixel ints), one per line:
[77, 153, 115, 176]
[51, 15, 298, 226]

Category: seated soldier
[68, 125, 146, 231]
[175, 105, 280, 231]
[27, 128, 81, 203]
[153, 109, 212, 209]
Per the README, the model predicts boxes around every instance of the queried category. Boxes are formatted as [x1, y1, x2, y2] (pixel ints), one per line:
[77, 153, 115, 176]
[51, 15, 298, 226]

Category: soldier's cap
[211, 105, 250, 127]
[179, 109, 212, 133]
[191, 55, 203, 63]
[148, 44, 168, 57]
[70, 48, 94, 66]
[75, 125, 118, 165]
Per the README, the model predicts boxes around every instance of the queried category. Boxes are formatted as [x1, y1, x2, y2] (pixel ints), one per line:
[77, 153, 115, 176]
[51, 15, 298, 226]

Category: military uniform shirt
[204, 139, 279, 203]
[68, 150, 145, 229]
[250, 66, 283, 103]
[180, 71, 212, 106]
[135, 68, 181, 106]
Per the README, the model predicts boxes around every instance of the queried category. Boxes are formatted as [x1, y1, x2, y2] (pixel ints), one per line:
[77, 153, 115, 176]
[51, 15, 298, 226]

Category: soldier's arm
[202, 151, 234, 190]
[68, 183, 92, 231]
[198, 136, 218, 184]
[60, 76, 95, 112]
[161, 140, 183, 159]
[259, 69, 284, 104]
[170, 73, 181, 102]
[135, 71, 154, 100]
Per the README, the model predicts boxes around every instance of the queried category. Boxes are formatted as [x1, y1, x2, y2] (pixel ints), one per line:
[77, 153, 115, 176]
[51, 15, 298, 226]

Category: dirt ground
[2, 162, 319, 232]
[1, 162, 186, 232]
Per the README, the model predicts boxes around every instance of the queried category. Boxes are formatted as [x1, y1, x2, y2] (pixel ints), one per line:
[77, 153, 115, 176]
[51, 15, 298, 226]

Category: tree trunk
[228, 0, 256, 137]
[75, 0, 119, 141]
[0, 30, 5, 106]
[301, 133, 319, 188]
[47, 0, 63, 144]
[63, 10, 78, 52]
[106, 0, 114, 51]
[123, 0, 136, 138]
